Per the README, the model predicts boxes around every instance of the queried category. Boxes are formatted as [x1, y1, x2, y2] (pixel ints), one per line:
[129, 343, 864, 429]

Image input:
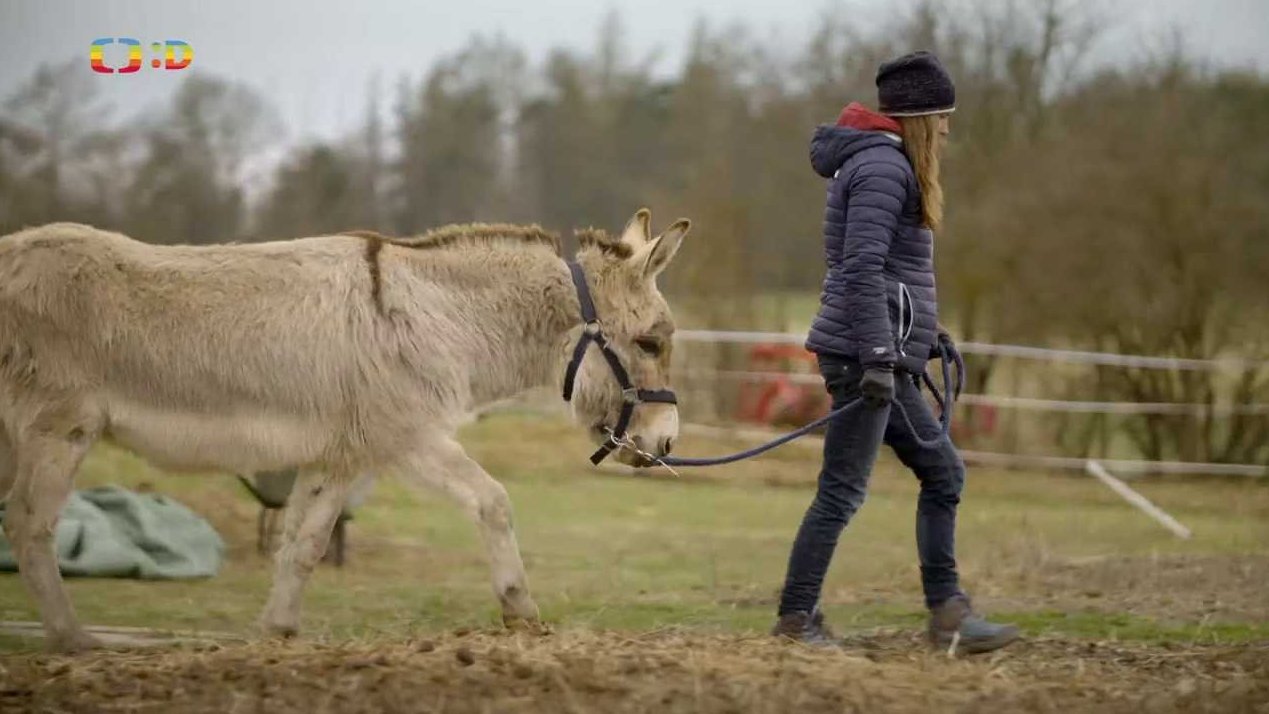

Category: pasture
[1, 410, 1266, 712]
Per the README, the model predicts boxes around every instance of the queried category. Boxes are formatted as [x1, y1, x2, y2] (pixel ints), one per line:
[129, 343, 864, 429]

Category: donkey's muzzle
[634, 435, 674, 457]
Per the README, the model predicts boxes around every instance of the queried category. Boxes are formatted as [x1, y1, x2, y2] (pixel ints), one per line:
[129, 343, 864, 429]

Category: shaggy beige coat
[0, 210, 688, 651]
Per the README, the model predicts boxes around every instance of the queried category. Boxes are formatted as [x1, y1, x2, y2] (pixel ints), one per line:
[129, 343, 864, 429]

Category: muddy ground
[2, 629, 1266, 714]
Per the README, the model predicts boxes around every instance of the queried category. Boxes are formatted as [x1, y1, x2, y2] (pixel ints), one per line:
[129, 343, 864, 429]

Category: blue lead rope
[653, 343, 962, 469]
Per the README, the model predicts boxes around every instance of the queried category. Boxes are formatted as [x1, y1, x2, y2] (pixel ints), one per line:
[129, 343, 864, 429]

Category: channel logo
[90, 38, 193, 74]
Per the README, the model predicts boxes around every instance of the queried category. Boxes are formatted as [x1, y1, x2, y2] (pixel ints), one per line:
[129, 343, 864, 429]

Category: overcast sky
[1, 0, 1266, 146]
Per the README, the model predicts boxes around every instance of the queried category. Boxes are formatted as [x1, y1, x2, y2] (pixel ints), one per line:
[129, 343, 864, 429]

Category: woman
[772, 51, 1018, 654]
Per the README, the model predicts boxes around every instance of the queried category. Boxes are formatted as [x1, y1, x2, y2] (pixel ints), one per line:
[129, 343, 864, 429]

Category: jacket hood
[836, 101, 902, 133]
[810, 102, 904, 178]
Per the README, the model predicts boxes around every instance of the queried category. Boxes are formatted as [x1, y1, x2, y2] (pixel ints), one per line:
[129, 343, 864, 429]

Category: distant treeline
[2, 2, 1266, 462]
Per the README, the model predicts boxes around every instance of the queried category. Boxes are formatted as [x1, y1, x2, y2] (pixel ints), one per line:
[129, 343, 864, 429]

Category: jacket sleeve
[840, 158, 906, 368]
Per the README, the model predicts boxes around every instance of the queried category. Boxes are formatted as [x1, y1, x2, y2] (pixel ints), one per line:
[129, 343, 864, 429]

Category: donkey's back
[0, 223, 389, 474]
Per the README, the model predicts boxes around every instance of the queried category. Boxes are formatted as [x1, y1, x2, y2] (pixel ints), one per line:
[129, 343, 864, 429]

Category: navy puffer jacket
[805, 122, 939, 374]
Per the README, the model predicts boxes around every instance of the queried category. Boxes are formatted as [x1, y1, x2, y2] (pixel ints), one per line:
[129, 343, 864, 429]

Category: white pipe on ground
[1084, 460, 1193, 539]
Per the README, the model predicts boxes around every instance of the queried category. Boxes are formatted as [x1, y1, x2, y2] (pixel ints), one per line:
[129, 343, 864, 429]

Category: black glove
[930, 325, 955, 360]
[860, 367, 895, 409]
[929, 326, 965, 400]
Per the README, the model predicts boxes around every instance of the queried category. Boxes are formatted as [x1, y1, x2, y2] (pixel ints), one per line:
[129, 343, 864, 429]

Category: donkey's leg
[4, 428, 99, 652]
[258, 468, 352, 637]
[401, 438, 539, 625]
[0, 427, 15, 500]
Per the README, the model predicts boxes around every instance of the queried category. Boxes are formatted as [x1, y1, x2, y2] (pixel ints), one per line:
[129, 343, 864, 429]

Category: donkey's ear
[636, 218, 690, 279]
[620, 208, 653, 247]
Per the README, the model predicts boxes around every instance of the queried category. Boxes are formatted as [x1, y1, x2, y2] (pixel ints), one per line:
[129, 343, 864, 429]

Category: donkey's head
[568, 209, 690, 466]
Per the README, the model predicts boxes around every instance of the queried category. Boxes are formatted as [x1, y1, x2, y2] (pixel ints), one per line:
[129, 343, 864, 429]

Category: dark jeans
[778, 357, 966, 614]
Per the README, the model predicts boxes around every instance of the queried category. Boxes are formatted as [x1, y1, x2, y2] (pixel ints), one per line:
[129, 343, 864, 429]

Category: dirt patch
[2, 629, 1265, 713]
[967, 553, 1269, 623]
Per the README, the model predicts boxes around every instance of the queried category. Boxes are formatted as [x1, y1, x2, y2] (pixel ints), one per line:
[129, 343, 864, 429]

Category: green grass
[1, 412, 1266, 652]
[1003, 611, 1269, 645]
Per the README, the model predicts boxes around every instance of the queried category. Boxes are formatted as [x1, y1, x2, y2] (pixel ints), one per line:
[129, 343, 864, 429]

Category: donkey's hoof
[48, 631, 105, 654]
[503, 616, 551, 635]
[258, 619, 300, 640]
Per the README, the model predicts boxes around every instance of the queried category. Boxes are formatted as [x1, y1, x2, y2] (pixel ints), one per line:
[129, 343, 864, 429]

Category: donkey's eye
[635, 338, 661, 356]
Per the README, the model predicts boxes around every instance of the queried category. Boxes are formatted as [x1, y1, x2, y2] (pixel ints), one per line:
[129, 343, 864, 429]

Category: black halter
[562, 262, 677, 465]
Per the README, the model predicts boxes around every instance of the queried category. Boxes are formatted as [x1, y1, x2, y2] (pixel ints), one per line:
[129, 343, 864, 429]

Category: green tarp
[0, 486, 224, 579]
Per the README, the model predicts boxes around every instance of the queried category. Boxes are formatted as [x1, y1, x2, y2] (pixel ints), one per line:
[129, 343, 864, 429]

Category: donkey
[0, 208, 688, 651]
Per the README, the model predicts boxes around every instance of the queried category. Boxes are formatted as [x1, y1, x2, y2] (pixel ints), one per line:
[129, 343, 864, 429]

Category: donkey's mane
[574, 228, 633, 259]
[348, 223, 563, 255]
[344, 223, 565, 316]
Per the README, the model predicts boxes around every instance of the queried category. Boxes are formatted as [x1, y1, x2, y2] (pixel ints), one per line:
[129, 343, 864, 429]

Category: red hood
[835, 102, 901, 134]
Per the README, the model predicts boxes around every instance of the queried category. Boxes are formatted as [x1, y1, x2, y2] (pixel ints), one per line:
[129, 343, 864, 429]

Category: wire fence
[669, 330, 1269, 478]
[676, 330, 1269, 372]
[673, 369, 1269, 416]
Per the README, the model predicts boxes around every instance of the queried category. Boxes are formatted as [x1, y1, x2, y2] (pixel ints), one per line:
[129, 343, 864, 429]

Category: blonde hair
[896, 114, 944, 230]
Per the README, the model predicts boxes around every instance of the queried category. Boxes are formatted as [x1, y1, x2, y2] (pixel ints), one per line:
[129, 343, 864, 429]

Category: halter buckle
[621, 388, 640, 405]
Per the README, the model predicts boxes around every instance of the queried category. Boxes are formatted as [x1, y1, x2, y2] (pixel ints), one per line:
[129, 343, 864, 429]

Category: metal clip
[621, 388, 640, 405]
[584, 321, 602, 336]
[603, 428, 681, 478]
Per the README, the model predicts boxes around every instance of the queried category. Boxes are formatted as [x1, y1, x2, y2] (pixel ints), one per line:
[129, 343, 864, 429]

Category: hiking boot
[772, 608, 840, 647]
[927, 595, 1020, 655]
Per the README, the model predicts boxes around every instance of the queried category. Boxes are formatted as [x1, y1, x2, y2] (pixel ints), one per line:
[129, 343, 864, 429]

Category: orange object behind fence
[736, 344, 831, 427]
[733, 343, 997, 441]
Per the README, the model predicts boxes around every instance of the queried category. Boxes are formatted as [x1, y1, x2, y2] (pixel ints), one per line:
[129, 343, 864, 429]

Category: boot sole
[931, 628, 1021, 655]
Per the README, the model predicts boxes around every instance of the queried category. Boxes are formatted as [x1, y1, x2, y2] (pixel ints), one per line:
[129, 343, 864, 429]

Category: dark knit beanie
[876, 51, 956, 116]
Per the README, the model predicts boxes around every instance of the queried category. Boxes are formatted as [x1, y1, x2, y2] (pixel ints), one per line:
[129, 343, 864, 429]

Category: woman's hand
[860, 367, 895, 408]
[930, 323, 964, 399]
[931, 323, 955, 359]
